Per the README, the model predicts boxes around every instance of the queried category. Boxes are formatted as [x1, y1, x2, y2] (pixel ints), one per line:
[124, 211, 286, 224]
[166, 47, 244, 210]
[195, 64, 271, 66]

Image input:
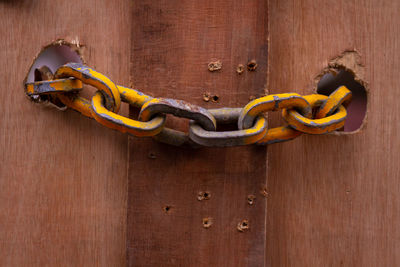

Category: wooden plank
[127, 1, 268, 266]
[266, 0, 400, 266]
[0, 1, 131, 266]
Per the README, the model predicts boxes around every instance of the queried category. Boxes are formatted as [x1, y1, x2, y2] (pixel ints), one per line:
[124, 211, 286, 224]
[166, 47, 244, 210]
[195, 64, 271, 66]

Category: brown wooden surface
[127, 1, 268, 266]
[2, 0, 400, 266]
[266, 0, 400, 266]
[0, 1, 131, 266]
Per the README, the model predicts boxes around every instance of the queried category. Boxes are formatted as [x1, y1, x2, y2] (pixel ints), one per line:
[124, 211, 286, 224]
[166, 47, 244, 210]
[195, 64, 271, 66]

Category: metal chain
[25, 63, 352, 147]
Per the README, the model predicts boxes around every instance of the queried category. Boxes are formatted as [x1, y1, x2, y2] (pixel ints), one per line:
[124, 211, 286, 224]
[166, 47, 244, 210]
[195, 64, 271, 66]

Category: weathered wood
[3, 1, 397, 266]
[266, 0, 400, 266]
[127, 1, 268, 266]
[0, 1, 131, 266]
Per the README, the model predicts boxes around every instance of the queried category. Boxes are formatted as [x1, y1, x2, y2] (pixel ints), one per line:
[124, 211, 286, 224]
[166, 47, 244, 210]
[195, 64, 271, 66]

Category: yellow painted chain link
[25, 63, 352, 147]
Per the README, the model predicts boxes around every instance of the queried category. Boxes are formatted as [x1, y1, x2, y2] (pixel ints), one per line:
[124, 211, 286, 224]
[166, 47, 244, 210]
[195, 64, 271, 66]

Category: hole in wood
[247, 60, 257, 71]
[163, 205, 172, 213]
[317, 69, 367, 132]
[211, 95, 219, 103]
[247, 194, 256, 205]
[202, 217, 213, 228]
[197, 191, 211, 201]
[25, 41, 83, 104]
[237, 219, 249, 232]
[26, 42, 82, 83]
[208, 60, 222, 72]
[202, 92, 211, 102]
[236, 64, 245, 74]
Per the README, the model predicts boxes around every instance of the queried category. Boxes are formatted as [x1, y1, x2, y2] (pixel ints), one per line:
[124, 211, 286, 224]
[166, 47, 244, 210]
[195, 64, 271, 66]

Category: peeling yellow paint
[91, 92, 165, 137]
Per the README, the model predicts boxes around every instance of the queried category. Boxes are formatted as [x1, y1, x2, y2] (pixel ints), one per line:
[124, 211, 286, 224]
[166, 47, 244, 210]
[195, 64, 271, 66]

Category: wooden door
[127, 1, 268, 266]
[266, 1, 400, 266]
[0, 1, 130, 266]
[1, 1, 400, 266]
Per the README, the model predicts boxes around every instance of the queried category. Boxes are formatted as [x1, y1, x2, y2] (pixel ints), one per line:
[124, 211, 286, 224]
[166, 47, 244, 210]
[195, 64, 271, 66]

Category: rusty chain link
[25, 63, 352, 147]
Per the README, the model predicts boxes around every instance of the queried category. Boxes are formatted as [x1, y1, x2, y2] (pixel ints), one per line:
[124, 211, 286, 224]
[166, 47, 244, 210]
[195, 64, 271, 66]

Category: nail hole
[163, 205, 172, 213]
[317, 68, 367, 132]
[247, 194, 256, 205]
[236, 64, 245, 74]
[247, 60, 257, 71]
[202, 217, 213, 228]
[211, 95, 219, 103]
[237, 219, 249, 232]
[197, 191, 211, 201]
[203, 92, 211, 102]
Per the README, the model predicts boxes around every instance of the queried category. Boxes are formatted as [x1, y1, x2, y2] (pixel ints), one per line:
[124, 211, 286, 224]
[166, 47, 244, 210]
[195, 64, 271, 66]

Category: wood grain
[3, 1, 396, 266]
[266, 0, 400, 266]
[0, 1, 131, 266]
[127, 1, 268, 266]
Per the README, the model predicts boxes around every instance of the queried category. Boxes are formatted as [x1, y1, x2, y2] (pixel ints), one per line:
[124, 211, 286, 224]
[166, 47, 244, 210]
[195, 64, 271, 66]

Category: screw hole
[203, 92, 211, 102]
[247, 194, 256, 205]
[202, 217, 213, 228]
[198, 191, 211, 201]
[247, 60, 257, 71]
[236, 64, 245, 74]
[163, 205, 172, 213]
[237, 219, 249, 232]
[211, 95, 219, 102]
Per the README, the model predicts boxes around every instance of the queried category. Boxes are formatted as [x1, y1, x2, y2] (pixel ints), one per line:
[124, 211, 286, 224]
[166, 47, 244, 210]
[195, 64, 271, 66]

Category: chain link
[139, 98, 217, 145]
[91, 91, 166, 136]
[25, 63, 352, 147]
[189, 108, 268, 147]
